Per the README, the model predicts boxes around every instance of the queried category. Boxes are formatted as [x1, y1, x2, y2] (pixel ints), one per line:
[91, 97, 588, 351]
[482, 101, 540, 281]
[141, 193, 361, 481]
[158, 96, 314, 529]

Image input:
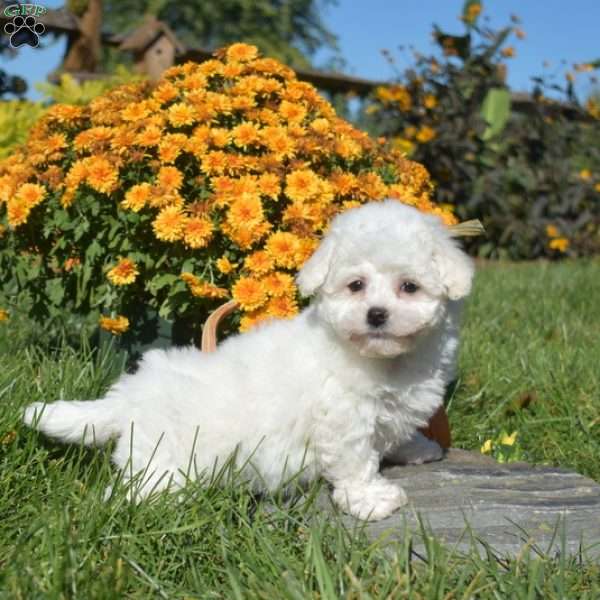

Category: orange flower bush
[0, 43, 454, 344]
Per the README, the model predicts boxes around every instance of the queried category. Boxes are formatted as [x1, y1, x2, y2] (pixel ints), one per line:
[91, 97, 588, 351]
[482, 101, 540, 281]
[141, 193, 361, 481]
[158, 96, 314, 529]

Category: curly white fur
[23, 200, 474, 521]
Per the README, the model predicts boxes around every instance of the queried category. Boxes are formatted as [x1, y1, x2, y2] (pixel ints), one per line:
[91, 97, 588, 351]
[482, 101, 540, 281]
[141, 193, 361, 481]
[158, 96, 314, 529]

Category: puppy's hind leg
[23, 399, 121, 446]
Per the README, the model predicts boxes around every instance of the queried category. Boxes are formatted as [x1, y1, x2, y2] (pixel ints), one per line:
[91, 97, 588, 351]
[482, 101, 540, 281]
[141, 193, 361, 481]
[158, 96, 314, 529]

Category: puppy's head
[296, 200, 474, 358]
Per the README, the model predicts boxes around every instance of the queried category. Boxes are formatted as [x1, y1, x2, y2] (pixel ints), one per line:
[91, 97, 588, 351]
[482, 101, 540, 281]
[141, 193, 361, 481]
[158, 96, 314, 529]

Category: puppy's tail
[23, 399, 121, 446]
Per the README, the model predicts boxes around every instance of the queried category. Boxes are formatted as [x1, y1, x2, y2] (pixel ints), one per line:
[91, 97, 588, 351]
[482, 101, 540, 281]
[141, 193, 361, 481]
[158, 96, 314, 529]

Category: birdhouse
[118, 16, 185, 81]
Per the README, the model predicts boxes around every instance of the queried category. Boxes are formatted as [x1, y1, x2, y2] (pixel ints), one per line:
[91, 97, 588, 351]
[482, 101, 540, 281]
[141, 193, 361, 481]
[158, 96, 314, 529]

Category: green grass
[1, 260, 599, 598]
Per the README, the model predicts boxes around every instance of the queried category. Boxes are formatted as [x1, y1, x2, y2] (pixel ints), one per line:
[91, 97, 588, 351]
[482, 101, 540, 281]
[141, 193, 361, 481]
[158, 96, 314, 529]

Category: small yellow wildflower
[549, 237, 569, 252]
[500, 431, 518, 446]
[423, 94, 438, 109]
[481, 439, 493, 454]
[415, 126, 437, 144]
[545, 224, 560, 238]
[579, 168, 592, 181]
[0, 308, 8, 322]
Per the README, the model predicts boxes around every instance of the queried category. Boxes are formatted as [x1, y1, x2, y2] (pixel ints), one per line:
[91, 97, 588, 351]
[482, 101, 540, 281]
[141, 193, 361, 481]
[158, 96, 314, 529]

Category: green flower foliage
[364, 3, 600, 259]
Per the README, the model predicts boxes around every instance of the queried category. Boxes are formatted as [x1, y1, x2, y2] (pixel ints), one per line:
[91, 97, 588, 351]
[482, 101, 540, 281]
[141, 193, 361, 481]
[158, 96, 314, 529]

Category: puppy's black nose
[367, 307, 388, 328]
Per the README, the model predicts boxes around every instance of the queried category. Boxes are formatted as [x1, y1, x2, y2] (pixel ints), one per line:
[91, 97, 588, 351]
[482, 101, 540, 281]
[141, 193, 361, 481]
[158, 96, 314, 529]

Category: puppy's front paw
[333, 478, 407, 521]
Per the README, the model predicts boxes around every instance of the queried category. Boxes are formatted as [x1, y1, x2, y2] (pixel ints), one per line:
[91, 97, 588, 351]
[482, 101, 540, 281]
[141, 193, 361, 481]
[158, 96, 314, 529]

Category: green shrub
[364, 1, 600, 259]
[0, 100, 46, 159]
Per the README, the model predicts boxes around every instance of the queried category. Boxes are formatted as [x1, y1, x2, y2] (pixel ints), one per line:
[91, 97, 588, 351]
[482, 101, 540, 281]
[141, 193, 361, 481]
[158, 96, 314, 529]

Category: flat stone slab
[337, 449, 600, 559]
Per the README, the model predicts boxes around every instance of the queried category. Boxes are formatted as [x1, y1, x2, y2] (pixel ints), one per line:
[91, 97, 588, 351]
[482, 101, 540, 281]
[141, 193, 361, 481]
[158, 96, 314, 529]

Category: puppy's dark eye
[348, 280, 364, 293]
[400, 281, 419, 294]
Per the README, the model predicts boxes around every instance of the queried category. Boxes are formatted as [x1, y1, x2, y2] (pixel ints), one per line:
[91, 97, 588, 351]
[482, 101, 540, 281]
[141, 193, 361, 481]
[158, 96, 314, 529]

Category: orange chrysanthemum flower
[201, 151, 228, 175]
[265, 231, 301, 268]
[168, 102, 196, 127]
[122, 182, 152, 212]
[279, 100, 307, 123]
[239, 308, 271, 333]
[232, 276, 268, 310]
[122, 102, 150, 122]
[152, 206, 187, 242]
[226, 43, 259, 63]
[244, 250, 274, 274]
[183, 217, 213, 249]
[6, 198, 30, 228]
[86, 157, 119, 194]
[157, 166, 184, 191]
[227, 194, 264, 227]
[16, 183, 45, 209]
[136, 125, 163, 147]
[262, 271, 296, 297]
[107, 258, 139, 285]
[232, 121, 261, 148]
[257, 173, 281, 200]
[99, 315, 130, 335]
[266, 294, 298, 319]
[285, 169, 320, 202]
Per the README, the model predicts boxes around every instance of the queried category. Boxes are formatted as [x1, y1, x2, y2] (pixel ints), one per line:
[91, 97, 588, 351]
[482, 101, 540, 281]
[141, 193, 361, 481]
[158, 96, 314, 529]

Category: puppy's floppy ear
[432, 236, 474, 300]
[296, 233, 337, 297]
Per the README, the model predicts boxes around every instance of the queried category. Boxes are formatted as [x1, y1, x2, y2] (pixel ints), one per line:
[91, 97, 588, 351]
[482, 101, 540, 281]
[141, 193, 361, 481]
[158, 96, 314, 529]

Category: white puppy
[23, 200, 473, 521]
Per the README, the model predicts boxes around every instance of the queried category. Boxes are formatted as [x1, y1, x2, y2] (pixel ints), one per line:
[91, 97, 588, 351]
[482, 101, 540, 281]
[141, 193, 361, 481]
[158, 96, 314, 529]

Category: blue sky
[2, 0, 599, 101]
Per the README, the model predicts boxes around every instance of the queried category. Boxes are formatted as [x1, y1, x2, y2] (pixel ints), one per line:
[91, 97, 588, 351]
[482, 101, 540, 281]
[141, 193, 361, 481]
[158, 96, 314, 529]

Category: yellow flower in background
[157, 166, 184, 191]
[480, 439, 492, 454]
[122, 182, 151, 212]
[594, 182, 600, 193]
[463, 2, 482, 24]
[266, 231, 301, 268]
[500, 431, 518, 446]
[579, 168, 592, 181]
[266, 294, 298, 319]
[232, 121, 262, 148]
[232, 276, 268, 310]
[423, 94, 438, 109]
[262, 272, 296, 297]
[545, 224, 560, 238]
[549, 237, 569, 252]
[183, 217, 213, 249]
[99, 315, 130, 335]
[285, 169, 320, 202]
[216, 256, 236, 274]
[152, 206, 186, 242]
[16, 183, 45, 209]
[167, 102, 196, 127]
[392, 137, 415, 156]
[416, 125, 437, 144]
[107, 258, 139, 285]
[226, 42, 259, 63]
[0, 308, 8, 322]
[586, 99, 600, 119]
[244, 250, 274, 274]
[239, 308, 271, 332]
[6, 198, 30, 228]
[86, 156, 119, 194]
